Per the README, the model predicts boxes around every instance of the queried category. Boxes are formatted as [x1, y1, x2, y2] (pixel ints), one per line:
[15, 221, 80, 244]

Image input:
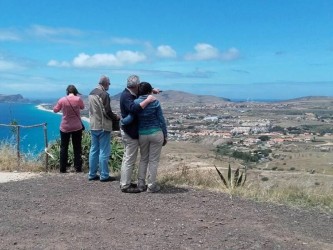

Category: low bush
[42, 131, 123, 173]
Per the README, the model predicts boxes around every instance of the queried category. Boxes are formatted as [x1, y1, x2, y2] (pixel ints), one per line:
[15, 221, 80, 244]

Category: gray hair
[99, 75, 110, 86]
[127, 75, 140, 88]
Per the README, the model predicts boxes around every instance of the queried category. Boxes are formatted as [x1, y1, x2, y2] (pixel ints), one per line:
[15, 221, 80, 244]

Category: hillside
[2, 92, 333, 105]
[0, 94, 30, 103]
[112, 90, 230, 105]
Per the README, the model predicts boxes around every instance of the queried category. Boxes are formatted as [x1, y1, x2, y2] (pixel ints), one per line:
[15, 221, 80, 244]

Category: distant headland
[0, 94, 41, 104]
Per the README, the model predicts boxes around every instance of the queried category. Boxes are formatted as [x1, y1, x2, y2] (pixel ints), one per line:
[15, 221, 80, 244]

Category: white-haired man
[119, 75, 157, 193]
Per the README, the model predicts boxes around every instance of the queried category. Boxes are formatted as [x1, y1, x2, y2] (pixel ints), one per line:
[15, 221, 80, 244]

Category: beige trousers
[137, 131, 164, 188]
[120, 130, 139, 189]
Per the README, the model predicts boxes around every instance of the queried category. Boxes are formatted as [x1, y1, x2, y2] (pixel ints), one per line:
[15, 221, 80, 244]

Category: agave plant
[214, 163, 247, 189]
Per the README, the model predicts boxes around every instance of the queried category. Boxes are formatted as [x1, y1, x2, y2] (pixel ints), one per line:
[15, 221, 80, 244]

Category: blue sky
[0, 0, 332, 100]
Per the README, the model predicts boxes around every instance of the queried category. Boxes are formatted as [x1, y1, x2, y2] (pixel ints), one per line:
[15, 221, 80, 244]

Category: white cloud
[185, 43, 220, 60]
[221, 47, 240, 61]
[47, 60, 71, 67]
[29, 25, 82, 37]
[185, 43, 240, 61]
[156, 45, 177, 58]
[48, 50, 147, 68]
[186, 68, 215, 78]
[0, 30, 21, 41]
[111, 37, 138, 45]
[72, 51, 146, 68]
[0, 57, 24, 71]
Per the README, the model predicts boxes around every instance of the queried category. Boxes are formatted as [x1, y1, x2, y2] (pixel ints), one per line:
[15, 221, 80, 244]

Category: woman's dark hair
[138, 82, 153, 96]
[66, 85, 80, 96]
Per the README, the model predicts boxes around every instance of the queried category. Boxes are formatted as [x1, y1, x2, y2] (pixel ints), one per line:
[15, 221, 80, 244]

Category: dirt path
[0, 172, 332, 250]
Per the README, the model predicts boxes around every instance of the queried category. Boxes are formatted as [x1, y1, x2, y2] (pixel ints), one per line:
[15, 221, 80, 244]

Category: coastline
[36, 104, 54, 113]
[36, 104, 90, 122]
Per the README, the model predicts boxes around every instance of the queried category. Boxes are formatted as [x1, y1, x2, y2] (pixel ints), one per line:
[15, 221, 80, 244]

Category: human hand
[152, 88, 162, 94]
[146, 94, 156, 103]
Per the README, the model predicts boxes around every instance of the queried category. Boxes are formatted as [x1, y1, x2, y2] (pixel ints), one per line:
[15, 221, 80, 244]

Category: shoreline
[36, 104, 54, 113]
[36, 104, 90, 123]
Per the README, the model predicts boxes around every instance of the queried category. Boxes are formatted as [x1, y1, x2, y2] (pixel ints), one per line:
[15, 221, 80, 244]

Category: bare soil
[0, 141, 332, 249]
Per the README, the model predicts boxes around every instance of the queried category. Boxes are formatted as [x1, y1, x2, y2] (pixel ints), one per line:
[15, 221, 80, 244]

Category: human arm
[78, 97, 84, 110]
[101, 93, 119, 121]
[120, 113, 134, 126]
[53, 98, 63, 113]
[156, 102, 168, 145]
[152, 88, 162, 94]
[120, 91, 154, 117]
[139, 95, 156, 109]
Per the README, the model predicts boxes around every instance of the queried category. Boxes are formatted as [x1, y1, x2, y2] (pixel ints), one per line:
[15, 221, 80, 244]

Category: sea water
[0, 103, 89, 156]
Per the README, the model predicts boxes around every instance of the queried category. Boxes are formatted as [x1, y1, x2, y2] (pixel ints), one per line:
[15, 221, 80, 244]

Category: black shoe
[121, 185, 141, 193]
[138, 184, 148, 192]
[60, 169, 67, 173]
[129, 183, 138, 188]
[89, 175, 100, 181]
[100, 176, 116, 182]
[75, 168, 83, 173]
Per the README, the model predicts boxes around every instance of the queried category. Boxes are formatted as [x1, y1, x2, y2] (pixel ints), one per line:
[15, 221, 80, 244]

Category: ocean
[0, 103, 89, 156]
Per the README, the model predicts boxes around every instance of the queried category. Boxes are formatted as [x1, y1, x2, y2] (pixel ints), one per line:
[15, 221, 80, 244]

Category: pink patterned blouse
[53, 94, 85, 132]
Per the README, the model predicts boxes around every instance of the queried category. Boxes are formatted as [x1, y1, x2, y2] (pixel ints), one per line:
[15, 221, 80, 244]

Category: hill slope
[111, 90, 230, 105]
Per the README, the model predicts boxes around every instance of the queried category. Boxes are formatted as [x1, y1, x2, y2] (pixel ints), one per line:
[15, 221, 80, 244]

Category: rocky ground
[0, 171, 332, 250]
[0, 141, 332, 249]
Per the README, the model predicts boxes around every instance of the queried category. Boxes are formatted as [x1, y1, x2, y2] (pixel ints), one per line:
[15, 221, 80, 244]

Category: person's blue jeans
[88, 130, 111, 180]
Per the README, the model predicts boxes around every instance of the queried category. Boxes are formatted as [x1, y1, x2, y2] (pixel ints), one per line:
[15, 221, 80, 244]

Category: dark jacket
[119, 88, 143, 139]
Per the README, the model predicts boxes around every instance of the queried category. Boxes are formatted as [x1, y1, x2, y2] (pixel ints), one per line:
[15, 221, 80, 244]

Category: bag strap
[66, 97, 82, 123]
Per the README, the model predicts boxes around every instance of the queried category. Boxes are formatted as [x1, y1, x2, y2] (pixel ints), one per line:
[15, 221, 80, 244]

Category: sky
[0, 0, 332, 101]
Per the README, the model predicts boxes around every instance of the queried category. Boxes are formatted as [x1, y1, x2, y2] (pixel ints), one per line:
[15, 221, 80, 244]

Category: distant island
[0, 94, 41, 104]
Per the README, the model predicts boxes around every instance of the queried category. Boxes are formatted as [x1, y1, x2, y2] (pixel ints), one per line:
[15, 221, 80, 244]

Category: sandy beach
[36, 104, 90, 122]
[35, 104, 53, 112]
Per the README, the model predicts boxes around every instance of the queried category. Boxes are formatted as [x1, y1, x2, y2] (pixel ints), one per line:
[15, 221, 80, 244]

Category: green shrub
[42, 131, 124, 173]
[258, 135, 270, 141]
[261, 176, 269, 181]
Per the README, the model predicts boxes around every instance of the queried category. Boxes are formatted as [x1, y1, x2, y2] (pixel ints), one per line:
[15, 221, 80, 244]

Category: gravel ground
[0, 172, 332, 250]
[0, 172, 41, 183]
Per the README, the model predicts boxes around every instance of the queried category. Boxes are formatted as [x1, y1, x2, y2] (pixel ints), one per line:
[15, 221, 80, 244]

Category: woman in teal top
[133, 82, 167, 192]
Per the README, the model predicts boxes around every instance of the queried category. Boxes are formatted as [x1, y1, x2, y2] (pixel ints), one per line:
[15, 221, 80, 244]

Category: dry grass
[234, 181, 333, 212]
[158, 161, 333, 213]
[1, 139, 332, 212]
[0, 143, 44, 172]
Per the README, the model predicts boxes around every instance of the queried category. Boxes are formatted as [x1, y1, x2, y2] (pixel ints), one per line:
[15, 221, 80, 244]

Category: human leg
[147, 131, 164, 191]
[99, 131, 111, 180]
[72, 129, 83, 172]
[120, 130, 139, 190]
[137, 134, 149, 189]
[88, 130, 100, 179]
[60, 130, 70, 173]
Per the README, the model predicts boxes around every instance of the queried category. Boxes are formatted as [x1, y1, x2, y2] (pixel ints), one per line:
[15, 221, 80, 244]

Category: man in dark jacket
[119, 75, 156, 193]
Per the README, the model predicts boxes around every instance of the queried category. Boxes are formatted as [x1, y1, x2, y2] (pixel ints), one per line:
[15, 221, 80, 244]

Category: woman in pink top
[53, 85, 85, 173]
